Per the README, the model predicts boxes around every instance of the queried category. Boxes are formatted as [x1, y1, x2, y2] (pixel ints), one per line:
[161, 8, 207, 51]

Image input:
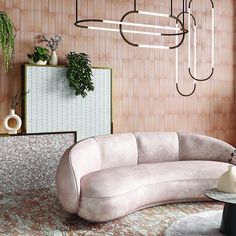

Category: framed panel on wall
[24, 65, 112, 141]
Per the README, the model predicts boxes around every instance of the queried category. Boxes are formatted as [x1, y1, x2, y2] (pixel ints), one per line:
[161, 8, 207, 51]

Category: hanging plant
[66, 52, 94, 98]
[0, 11, 16, 72]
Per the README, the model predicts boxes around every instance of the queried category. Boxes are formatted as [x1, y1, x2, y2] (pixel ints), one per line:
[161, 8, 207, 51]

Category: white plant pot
[29, 58, 47, 65]
[49, 50, 58, 66]
[217, 165, 236, 193]
[3, 109, 22, 135]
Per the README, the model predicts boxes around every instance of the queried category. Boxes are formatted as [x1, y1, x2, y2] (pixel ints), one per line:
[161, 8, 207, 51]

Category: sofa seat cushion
[78, 161, 228, 222]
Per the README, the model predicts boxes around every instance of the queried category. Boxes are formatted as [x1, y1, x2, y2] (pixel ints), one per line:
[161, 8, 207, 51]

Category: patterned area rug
[0, 188, 223, 236]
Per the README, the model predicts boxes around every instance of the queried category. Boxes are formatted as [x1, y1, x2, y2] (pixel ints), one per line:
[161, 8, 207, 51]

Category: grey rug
[165, 210, 224, 236]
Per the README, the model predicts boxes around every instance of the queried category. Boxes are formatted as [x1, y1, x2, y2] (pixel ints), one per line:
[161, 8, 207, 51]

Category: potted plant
[66, 52, 94, 98]
[27, 46, 50, 65]
[0, 11, 16, 72]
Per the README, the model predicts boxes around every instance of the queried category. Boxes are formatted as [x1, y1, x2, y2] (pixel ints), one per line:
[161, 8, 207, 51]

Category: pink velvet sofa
[56, 132, 234, 222]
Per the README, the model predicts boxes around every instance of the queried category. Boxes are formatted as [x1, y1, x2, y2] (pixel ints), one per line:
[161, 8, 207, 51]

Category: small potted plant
[0, 11, 16, 72]
[66, 52, 94, 98]
[27, 46, 50, 65]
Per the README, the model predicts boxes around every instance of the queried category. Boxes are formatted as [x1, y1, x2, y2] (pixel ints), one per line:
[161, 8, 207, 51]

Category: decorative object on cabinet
[3, 109, 22, 134]
[66, 52, 94, 97]
[75, 0, 215, 97]
[0, 132, 76, 193]
[24, 65, 112, 141]
[3, 90, 29, 134]
[42, 34, 63, 66]
[27, 46, 50, 65]
[0, 11, 16, 72]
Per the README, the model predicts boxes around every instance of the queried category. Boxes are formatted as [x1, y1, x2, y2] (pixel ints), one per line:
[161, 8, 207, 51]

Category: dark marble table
[205, 188, 236, 236]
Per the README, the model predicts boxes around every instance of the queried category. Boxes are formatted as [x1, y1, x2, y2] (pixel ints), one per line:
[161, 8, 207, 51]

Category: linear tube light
[188, 1, 215, 81]
[138, 11, 169, 18]
[176, 19, 196, 96]
[88, 26, 162, 36]
[103, 19, 180, 31]
[139, 44, 169, 50]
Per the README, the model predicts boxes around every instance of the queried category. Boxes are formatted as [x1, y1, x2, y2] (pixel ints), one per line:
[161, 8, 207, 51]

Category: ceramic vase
[49, 50, 58, 66]
[3, 109, 22, 134]
[217, 165, 236, 193]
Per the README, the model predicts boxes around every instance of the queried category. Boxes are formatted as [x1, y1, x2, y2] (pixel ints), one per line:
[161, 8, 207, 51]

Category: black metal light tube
[134, 0, 137, 11]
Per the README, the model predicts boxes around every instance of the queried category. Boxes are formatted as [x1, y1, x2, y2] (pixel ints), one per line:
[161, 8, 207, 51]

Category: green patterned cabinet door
[24, 65, 112, 141]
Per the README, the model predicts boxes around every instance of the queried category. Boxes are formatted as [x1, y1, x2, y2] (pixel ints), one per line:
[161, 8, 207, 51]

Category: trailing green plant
[0, 11, 16, 72]
[66, 52, 94, 98]
[27, 46, 50, 63]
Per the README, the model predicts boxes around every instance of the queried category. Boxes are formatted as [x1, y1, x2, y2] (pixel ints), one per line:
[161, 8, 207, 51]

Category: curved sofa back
[135, 132, 179, 164]
[56, 132, 235, 214]
[95, 133, 138, 169]
[178, 133, 234, 162]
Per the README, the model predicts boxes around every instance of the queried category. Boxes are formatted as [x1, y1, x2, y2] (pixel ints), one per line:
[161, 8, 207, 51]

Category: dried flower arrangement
[42, 34, 63, 51]
[11, 90, 30, 109]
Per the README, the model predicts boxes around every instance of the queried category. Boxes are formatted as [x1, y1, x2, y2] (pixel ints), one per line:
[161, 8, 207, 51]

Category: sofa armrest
[178, 133, 235, 163]
[56, 138, 101, 214]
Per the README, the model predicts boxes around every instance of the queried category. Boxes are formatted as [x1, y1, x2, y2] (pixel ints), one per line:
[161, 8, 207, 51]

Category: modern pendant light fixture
[75, 0, 215, 97]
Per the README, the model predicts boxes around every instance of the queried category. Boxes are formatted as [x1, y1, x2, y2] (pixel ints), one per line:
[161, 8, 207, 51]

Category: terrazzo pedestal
[205, 188, 236, 236]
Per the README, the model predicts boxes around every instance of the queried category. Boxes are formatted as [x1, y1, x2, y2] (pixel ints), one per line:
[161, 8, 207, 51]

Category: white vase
[217, 165, 236, 193]
[49, 50, 58, 66]
[3, 109, 22, 135]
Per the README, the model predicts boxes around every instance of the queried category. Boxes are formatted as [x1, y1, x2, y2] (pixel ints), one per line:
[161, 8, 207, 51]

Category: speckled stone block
[0, 132, 76, 193]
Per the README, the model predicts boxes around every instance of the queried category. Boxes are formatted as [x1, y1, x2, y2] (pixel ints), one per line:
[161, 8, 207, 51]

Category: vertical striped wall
[0, 0, 235, 145]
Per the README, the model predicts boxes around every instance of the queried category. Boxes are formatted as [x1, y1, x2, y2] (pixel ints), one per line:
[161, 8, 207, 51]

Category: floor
[0, 188, 223, 236]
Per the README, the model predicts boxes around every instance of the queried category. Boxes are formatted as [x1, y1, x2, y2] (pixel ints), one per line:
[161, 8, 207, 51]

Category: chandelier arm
[189, 0, 214, 8]
[176, 11, 196, 26]
[176, 83, 197, 97]
[75, 0, 78, 22]
[74, 19, 103, 28]
[187, 1, 215, 81]
[188, 68, 214, 81]
[175, 23, 197, 97]
[119, 10, 139, 47]
[134, 0, 137, 11]
[163, 15, 187, 49]
[119, 11, 188, 49]
[176, 83, 197, 96]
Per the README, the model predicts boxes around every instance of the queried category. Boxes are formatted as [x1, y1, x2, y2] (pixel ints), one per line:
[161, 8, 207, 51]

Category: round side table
[205, 188, 236, 236]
